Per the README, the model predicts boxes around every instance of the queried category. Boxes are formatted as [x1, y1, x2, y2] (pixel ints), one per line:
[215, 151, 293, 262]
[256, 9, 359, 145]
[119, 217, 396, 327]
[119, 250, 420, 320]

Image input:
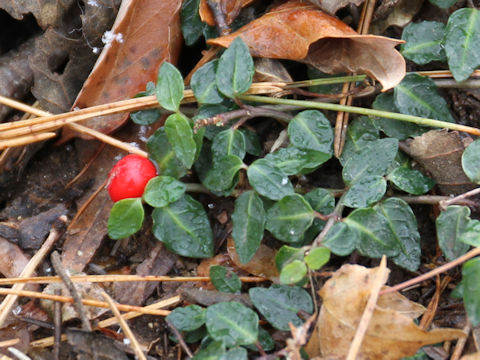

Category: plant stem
[312, 194, 346, 248]
[185, 183, 211, 194]
[238, 95, 480, 136]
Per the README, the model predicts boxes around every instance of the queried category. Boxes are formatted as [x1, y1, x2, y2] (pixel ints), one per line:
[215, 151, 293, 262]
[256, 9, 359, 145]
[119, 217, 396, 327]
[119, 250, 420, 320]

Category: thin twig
[53, 288, 61, 360]
[166, 319, 193, 358]
[0, 132, 56, 150]
[439, 187, 480, 210]
[451, 319, 472, 360]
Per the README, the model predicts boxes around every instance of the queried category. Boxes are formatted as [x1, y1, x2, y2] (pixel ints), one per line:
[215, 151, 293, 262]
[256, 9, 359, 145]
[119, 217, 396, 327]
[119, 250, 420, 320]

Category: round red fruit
[107, 154, 157, 202]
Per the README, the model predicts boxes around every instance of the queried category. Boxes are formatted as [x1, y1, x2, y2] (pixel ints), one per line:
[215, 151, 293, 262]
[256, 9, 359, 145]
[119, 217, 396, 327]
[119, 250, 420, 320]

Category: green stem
[287, 75, 367, 88]
[311, 193, 346, 248]
[238, 95, 480, 135]
[184, 183, 211, 194]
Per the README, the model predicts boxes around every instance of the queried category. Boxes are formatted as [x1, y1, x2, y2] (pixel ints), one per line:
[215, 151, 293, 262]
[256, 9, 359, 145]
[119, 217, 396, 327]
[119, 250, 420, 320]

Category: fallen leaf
[199, 0, 255, 26]
[180, 287, 253, 307]
[306, 0, 365, 15]
[371, 0, 424, 35]
[305, 263, 466, 359]
[208, 1, 405, 91]
[0, 237, 32, 279]
[253, 58, 293, 83]
[60, 0, 183, 142]
[67, 328, 129, 360]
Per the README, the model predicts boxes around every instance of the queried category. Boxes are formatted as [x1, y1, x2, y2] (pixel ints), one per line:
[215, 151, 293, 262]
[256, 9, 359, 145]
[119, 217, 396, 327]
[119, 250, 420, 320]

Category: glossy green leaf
[401, 21, 447, 64]
[429, 0, 458, 8]
[342, 138, 398, 185]
[375, 198, 421, 271]
[462, 139, 480, 183]
[244, 327, 274, 352]
[143, 176, 186, 208]
[209, 265, 242, 293]
[387, 166, 435, 195]
[167, 305, 206, 332]
[265, 146, 331, 175]
[216, 37, 254, 98]
[339, 116, 379, 165]
[247, 159, 294, 200]
[191, 340, 225, 360]
[130, 109, 161, 125]
[445, 8, 480, 82]
[205, 302, 258, 347]
[303, 188, 335, 243]
[288, 110, 333, 154]
[323, 222, 357, 256]
[240, 128, 261, 156]
[394, 74, 455, 123]
[232, 191, 265, 264]
[343, 175, 386, 208]
[107, 198, 144, 240]
[220, 348, 247, 360]
[279, 260, 307, 284]
[462, 257, 480, 326]
[460, 219, 480, 247]
[305, 247, 330, 270]
[249, 285, 313, 330]
[211, 129, 246, 160]
[147, 128, 187, 179]
[436, 206, 471, 260]
[265, 194, 314, 243]
[165, 113, 196, 169]
[275, 245, 305, 271]
[152, 194, 213, 258]
[202, 155, 243, 193]
[181, 0, 203, 46]
[156, 62, 184, 112]
[183, 327, 208, 344]
[345, 208, 400, 258]
[192, 60, 224, 104]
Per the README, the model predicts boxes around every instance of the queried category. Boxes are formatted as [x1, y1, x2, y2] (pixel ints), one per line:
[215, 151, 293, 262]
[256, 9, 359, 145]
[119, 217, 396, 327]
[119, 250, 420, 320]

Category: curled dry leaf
[208, 1, 406, 90]
[370, 0, 423, 35]
[199, 0, 255, 26]
[306, 0, 365, 15]
[305, 263, 466, 359]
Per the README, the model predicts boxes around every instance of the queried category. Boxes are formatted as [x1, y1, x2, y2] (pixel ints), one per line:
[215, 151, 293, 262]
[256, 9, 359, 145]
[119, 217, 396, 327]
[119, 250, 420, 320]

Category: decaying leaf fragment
[208, 1, 406, 90]
[305, 263, 466, 359]
[199, 0, 255, 26]
[306, 0, 365, 15]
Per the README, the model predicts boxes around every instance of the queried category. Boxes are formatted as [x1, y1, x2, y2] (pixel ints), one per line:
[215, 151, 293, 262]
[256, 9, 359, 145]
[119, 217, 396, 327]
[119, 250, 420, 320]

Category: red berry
[107, 154, 157, 202]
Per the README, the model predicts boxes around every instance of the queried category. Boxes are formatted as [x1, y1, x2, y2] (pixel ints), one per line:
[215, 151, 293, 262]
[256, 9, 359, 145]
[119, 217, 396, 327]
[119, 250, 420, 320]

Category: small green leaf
[462, 139, 480, 183]
[323, 222, 357, 256]
[152, 195, 213, 258]
[339, 116, 379, 165]
[205, 302, 258, 347]
[387, 166, 435, 195]
[143, 176, 186, 208]
[247, 159, 294, 200]
[429, 0, 458, 8]
[216, 37, 254, 98]
[165, 113, 196, 169]
[460, 219, 480, 247]
[183, 327, 208, 344]
[462, 257, 480, 326]
[445, 8, 480, 82]
[265, 194, 314, 243]
[211, 129, 246, 160]
[107, 198, 144, 240]
[288, 110, 333, 154]
[305, 247, 330, 270]
[436, 206, 471, 260]
[265, 146, 331, 175]
[240, 128, 261, 156]
[131, 109, 161, 125]
[275, 245, 305, 271]
[147, 128, 187, 179]
[394, 74, 455, 123]
[202, 155, 243, 192]
[303, 188, 335, 243]
[279, 260, 307, 284]
[209, 265, 242, 293]
[191, 340, 225, 360]
[401, 21, 447, 64]
[167, 305, 206, 332]
[244, 327, 274, 352]
[249, 285, 313, 331]
[156, 62, 184, 112]
[220, 348, 247, 360]
[181, 0, 204, 46]
[343, 175, 386, 208]
[232, 191, 265, 264]
[192, 60, 224, 104]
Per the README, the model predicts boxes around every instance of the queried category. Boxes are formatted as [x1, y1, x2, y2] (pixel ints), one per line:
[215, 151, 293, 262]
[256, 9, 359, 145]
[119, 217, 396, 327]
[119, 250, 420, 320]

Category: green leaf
[232, 191, 265, 264]
[462, 257, 480, 326]
[209, 265, 242, 293]
[265, 146, 331, 175]
[192, 60, 224, 104]
[212, 129, 246, 160]
[401, 21, 447, 64]
[339, 116, 379, 165]
[165, 113, 196, 169]
[375, 198, 421, 271]
[265, 194, 314, 243]
[387, 166, 435, 195]
[275, 245, 305, 271]
[247, 159, 294, 200]
[288, 110, 333, 154]
[244, 327, 274, 352]
[195, 104, 230, 140]
[192, 340, 225, 360]
[181, 0, 203, 46]
[323, 222, 357, 256]
[167, 305, 206, 332]
[216, 37, 254, 98]
[131, 109, 161, 125]
[249, 285, 313, 331]
[429, 0, 458, 8]
[305, 247, 330, 270]
[240, 128, 261, 156]
[343, 175, 386, 208]
[205, 302, 258, 347]
[303, 188, 335, 243]
[220, 348, 247, 360]
[183, 327, 208, 344]
[462, 139, 480, 183]
[342, 138, 398, 185]
[147, 128, 188, 179]
[460, 219, 480, 247]
[307, 67, 344, 94]
[156, 62, 184, 112]
[107, 198, 144, 240]
[279, 260, 307, 284]
[445, 8, 480, 82]
[436, 206, 471, 260]
[152, 195, 213, 258]
[202, 155, 243, 193]
[345, 208, 400, 258]
[394, 74, 455, 123]
[143, 176, 186, 208]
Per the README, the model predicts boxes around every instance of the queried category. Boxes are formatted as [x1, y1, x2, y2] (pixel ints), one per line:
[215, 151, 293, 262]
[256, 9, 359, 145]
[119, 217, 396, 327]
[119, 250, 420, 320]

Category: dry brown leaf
[253, 58, 293, 83]
[371, 0, 424, 35]
[199, 0, 255, 26]
[207, 0, 405, 90]
[305, 263, 466, 359]
[60, 0, 183, 142]
[306, 0, 365, 15]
